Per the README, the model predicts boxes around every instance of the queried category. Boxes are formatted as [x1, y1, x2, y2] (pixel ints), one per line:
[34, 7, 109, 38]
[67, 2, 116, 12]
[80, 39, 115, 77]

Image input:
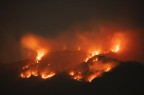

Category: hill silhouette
[0, 60, 144, 95]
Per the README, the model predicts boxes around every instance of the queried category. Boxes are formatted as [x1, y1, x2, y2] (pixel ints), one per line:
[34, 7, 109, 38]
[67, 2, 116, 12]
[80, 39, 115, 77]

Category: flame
[69, 71, 83, 81]
[20, 45, 119, 81]
[105, 67, 111, 72]
[20, 71, 31, 78]
[36, 49, 47, 63]
[31, 70, 38, 76]
[21, 34, 49, 60]
[87, 72, 101, 82]
[73, 75, 83, 81]
[20, 34, 51, 79]
[20, 31, 128, 82]
[111, 44, 120, 53]
[36, 50, 45, 60]
[84, 50, 100, 62]
[104, 64, 114, 72]
[41, 72, 55, 79]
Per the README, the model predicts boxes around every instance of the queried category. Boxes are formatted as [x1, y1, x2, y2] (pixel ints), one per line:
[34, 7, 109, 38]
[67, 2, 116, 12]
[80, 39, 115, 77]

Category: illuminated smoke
[20, 25, 139, 82]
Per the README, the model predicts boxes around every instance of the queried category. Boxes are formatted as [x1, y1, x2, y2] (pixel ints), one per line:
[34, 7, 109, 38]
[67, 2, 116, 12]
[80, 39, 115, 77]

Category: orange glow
[111, 44, 120, 53]
[20, 30, 129, 82]
[92, 58, 98, 62]
[110, 33, 125, 53]
[20, 73, 26, 78]
[22, 65, 29, 70]
[99, 64, 114, 72]
[31, 70, 38, 76]
[87, 73, 100, 82]
[20, 34, 50, 79]
[36, 49, 47, 63]
[91, 50, 100, 56]
[84, 50, 100, 62]
[20, 72, 31, 78]
[77, 47, 81, 51]
[41, 72, 55, 79]
[21, 34, 49, 60]
[105, 66, 111, 72]
[69, 71, 75, 76]
[73, 75, 83, 81]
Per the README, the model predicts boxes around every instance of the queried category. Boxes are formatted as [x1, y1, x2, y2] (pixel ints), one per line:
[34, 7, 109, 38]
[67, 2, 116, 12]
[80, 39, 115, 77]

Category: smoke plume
[19, 24, 142, 82]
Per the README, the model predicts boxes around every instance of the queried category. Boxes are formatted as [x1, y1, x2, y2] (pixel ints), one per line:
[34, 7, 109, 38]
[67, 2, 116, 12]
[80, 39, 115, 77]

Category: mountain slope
[0, 60, 144, 95]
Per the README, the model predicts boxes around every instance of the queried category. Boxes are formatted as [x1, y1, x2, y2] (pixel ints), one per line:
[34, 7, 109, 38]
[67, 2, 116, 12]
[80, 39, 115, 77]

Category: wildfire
[20, 46, 120, 82]
[20, 43, 120, 82]
[20, 31, 127, 82]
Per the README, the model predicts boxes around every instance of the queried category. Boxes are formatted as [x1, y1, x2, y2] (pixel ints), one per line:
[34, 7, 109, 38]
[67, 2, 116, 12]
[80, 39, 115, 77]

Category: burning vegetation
[20, 27, 133, 82]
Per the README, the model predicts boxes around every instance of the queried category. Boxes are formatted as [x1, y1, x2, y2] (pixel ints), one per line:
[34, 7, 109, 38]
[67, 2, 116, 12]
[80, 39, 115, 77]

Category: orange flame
[111, 43, 120, 53]
[73, 75, 83, 81]
[36, 49, 47, 63]
[20, 71, 31, 78]
[87, 72, 101, 82]
[41, 72, 55, 79]
[31, 70, 38, 76]
[21, 34, 49, 60]
[84, 50, 100, 62]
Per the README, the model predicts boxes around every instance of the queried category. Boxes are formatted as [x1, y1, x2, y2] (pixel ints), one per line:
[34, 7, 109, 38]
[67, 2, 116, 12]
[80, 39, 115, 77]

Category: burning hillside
[20, 29, 132, 82]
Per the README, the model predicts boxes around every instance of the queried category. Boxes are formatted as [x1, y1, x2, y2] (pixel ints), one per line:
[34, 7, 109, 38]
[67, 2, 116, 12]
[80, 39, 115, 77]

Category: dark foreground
[0, 60, 144, 95]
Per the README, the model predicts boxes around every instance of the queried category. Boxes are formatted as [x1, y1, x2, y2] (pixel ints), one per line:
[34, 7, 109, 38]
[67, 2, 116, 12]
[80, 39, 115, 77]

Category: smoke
[1, 23, 142, 63]
[19, 23, 143, 82]
[0, 0, 143, 64]
[53, 23, 143, 62]
[0, 20, 143, 82]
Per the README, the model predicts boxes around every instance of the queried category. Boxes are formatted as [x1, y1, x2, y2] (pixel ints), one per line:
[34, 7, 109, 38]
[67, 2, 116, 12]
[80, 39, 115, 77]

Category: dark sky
[0, 0, 144, 62]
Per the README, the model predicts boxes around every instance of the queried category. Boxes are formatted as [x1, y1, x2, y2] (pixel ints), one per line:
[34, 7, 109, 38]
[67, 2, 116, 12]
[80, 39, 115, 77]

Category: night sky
[0, 0, 144, 62]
